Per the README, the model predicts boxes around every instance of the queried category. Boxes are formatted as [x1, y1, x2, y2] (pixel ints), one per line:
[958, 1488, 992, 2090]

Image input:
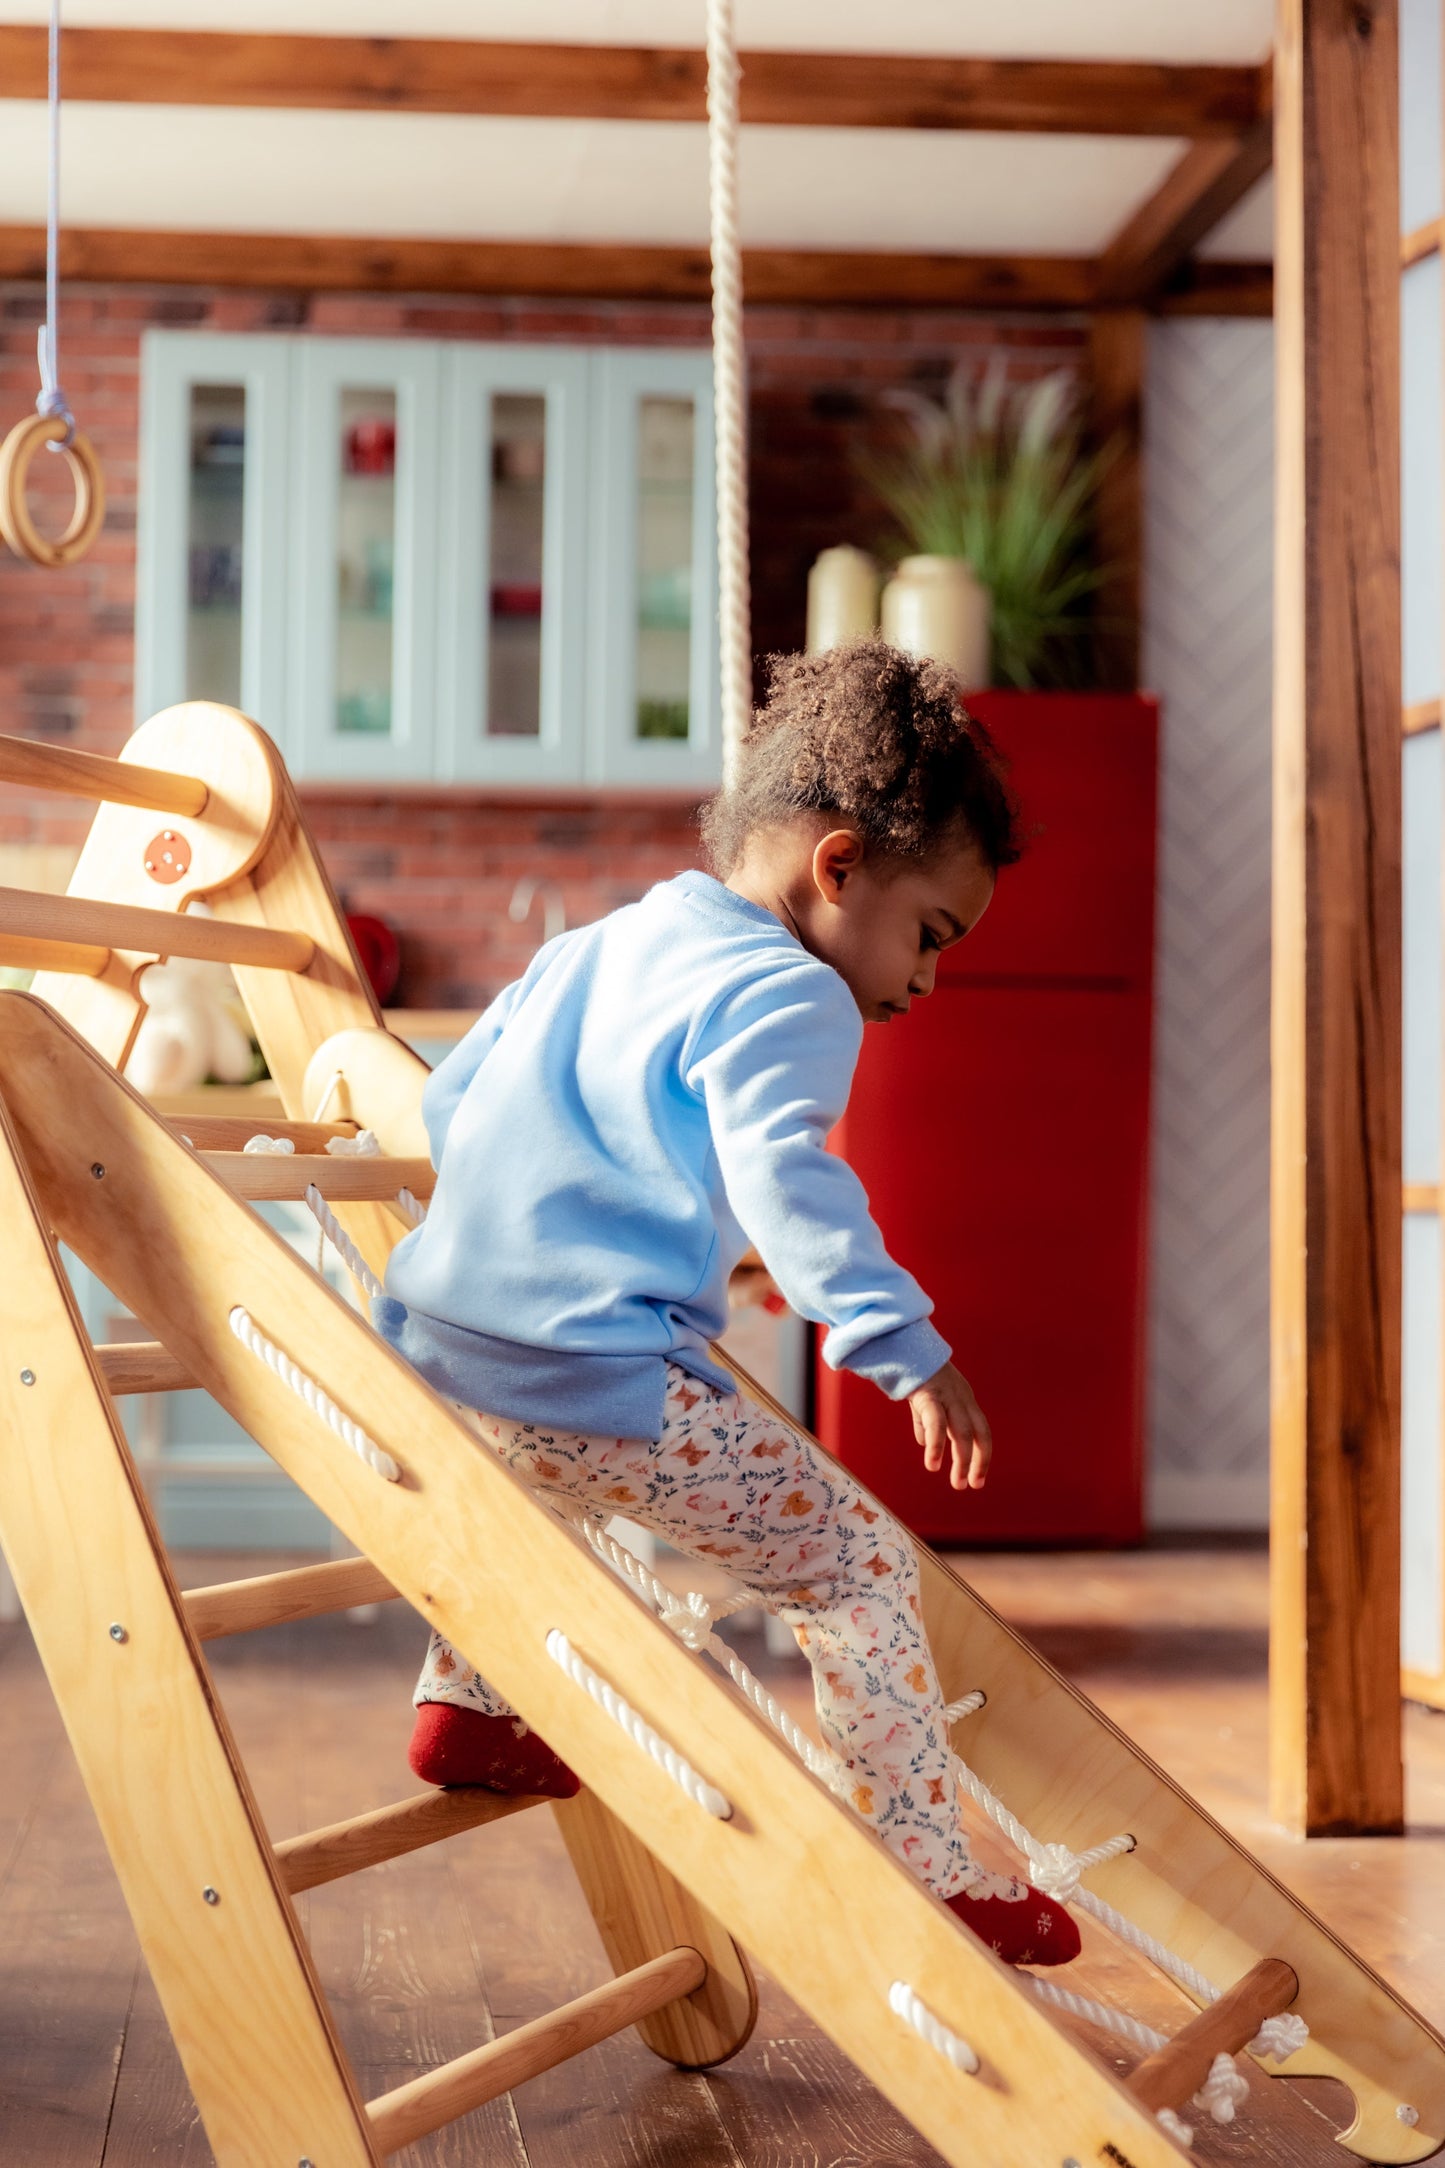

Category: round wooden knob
[0, 410, 107, 568]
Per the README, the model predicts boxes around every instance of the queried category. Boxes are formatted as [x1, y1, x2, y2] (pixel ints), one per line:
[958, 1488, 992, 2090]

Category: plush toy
[124, 948, 257, 1098]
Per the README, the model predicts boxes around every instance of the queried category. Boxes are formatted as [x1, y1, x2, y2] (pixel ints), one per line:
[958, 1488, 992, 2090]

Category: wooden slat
[201, 1150, 433, 1201]
[1127, 1958, 1299, 2112]
[276, 1786, 544, 1895]
[96, 1341, 196, 1396]
[1270, 0, 1404, 1836]
[1087, 309, 1145, 688]
[0, 224, 1097, 311]
[168, 1114, 358, 1153]
[1401, 216, 1442, 267]
[0, 27, 1267, 135]
[1404, 1184, 1440, 1215]
[1095, 121, 1275, 303]
[0, 887, 314, 975]
[0, 732, 208, 817]
[184, 1556, 399, 1640]
[0, 931, 110, 979]
[364, 1946, 708, 2156]
[1404, 697, 1442, 735]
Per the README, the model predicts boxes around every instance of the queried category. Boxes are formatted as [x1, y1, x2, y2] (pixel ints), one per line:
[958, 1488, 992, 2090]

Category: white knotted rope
[395, 1186, 428, 1226]
[705, 0, 750, 790]
[242, 1132, 295, 1155]
[1251, 2011, 1309, 2062]
[1195, 2049, 1249, 2123]
[887, 1980, 980, 2074]
[1157, 2105, 1194, 2148]
[942, 1689, 986, 1721]
[326, 1128, 380, 1157]
[545, 1628, 731, 1818]
[303, 1182, 384, 1301]
[1024, 1973, 1168, 2058]
[227, 1306, 400, 1481]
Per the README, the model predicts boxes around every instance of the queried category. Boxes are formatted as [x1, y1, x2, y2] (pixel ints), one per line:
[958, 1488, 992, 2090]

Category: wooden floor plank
[1, 1545, 1442, 2166]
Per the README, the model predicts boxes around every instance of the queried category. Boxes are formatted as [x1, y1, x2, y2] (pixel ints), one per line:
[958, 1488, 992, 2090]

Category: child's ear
[812, 828, 866, 904]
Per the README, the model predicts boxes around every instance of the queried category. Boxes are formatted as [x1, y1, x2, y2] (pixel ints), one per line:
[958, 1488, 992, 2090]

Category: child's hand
[908, 1362, 993, 1491]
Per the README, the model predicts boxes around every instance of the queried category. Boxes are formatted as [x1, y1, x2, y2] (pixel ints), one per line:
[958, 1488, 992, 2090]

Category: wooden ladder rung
[276, 1785, 545, 1896]
[201, 1151, 434, 1202]
[0, 729, 210, 816]
[168, 1115, 360, 1154]
[96, 1340, 197, 1395]
[1127, 1958, 1299, 2112]
[183, 1556, 400, 1641]
[365, 1945, 707, 2156]
[0, 885, 314, 975]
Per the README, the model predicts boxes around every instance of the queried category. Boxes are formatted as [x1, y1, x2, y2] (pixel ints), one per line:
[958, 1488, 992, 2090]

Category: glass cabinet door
[291, 339, 441, 779]
[437, 347, 588, 781]
[136, 332, 290, 733]
[588, 348, 719, 787]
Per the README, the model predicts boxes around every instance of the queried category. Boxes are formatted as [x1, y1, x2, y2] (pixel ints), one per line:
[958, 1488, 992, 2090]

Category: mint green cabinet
[138, 330, 718, 788]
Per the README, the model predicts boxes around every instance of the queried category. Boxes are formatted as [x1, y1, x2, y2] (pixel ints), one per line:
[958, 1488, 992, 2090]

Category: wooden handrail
[96, 1340, 196, 1395]
[0, 930, 110, 978]
[366, 1946, 707, 2154]
[202, 1151, 434, 1202]
[0, 730, 208, 815]
[0, 886, 314, 973]
[1127, 1958, 1298, 2113]
[183, 1555, 399, 1640]
[276, 1786, 543, 1895]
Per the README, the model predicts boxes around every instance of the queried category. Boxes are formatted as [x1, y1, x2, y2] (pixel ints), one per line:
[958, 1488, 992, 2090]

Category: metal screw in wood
[0, 411, 106, 569]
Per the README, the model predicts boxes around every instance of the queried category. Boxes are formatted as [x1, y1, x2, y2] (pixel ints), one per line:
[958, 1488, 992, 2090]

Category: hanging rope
[0, 0, 106, 569]
[706, 0, 751, 788]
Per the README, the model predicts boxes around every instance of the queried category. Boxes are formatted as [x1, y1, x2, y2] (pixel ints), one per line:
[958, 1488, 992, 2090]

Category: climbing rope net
[214, 1126, 1313, 2151]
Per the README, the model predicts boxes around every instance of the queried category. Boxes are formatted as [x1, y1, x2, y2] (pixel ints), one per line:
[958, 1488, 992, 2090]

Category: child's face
[804, 829, 996, 1023]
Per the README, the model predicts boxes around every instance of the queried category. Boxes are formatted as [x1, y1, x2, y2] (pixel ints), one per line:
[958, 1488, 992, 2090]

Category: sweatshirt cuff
[840, 1318, 951, 1400]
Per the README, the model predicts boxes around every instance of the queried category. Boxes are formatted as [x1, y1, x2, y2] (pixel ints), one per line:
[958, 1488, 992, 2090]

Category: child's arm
[688, 962, 992, 1489]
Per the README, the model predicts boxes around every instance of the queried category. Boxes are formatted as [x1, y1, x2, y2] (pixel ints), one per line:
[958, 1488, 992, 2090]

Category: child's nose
[910, 953, 938, 998]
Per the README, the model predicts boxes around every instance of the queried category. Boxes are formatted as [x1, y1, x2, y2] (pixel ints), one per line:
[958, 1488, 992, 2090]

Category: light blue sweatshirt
[374, 870, 949, 1439]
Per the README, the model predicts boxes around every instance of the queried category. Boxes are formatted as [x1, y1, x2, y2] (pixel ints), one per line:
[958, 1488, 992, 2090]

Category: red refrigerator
[814, 692, 1159, 1545]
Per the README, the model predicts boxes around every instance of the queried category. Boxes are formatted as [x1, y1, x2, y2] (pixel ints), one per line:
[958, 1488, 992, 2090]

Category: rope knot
[660, 1589, 716, 1651]
[326, 1128, 381, 1156]
[1029, 1842, 1086, 1902]
[1157, 2105, 1194, 2148]
[1195, 2049, 1249, 2123]
[1249, 2011, 1309, 2063]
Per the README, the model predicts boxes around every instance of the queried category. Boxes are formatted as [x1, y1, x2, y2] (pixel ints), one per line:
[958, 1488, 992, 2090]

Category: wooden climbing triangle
[0, 704, 1442, 2166]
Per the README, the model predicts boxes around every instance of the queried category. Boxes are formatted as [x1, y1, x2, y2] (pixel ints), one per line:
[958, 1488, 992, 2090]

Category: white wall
[1142, 316, 1275, 1529]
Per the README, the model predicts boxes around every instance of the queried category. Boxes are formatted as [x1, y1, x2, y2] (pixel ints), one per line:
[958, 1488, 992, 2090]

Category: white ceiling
[0, 1, 1275, 64]
[0, 4, 1276, 265]
[0, 102, 1189, 254]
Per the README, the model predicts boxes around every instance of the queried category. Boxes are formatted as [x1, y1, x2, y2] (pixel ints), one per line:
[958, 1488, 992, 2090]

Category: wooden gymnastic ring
[0, 411, 107, 569]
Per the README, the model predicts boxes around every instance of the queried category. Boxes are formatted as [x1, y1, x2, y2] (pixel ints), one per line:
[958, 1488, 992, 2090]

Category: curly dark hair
[701, 638, 1024, 876]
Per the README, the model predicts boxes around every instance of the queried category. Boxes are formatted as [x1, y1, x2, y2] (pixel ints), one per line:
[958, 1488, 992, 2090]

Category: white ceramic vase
[879, 554, 991, 687]
[805, 545, 882, 652]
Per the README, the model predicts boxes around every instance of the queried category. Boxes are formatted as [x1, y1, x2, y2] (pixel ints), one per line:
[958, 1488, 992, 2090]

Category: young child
[373, 637, 1079, 1968]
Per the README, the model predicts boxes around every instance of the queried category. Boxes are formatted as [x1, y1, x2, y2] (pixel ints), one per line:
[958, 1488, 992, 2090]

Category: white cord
[1024, 1972, 1168, 2057]
[887, 1980, 979, 2074]
[35, 0, 73, 444]
[943, 1689, 986, 1721]
[242, 1133, 295, 1155]
[1196, 2049, 1249, 2123]
[545, 1629, 732, 1818]
[395, 1187, 428, 1227]
[227, 1306, 400, 1482]
[705, 0, 751, 789]
[326, 1128, 380, 1157]
[1251, 2012, 1308, 2063]
[1157, 2105, 1194, 2148]
[303, 1182, 384, 1301]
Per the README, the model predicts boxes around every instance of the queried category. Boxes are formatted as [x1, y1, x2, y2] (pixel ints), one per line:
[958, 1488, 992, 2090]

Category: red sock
[409, 1702, 581, 1798]
[946, 1882, 1081, 1967]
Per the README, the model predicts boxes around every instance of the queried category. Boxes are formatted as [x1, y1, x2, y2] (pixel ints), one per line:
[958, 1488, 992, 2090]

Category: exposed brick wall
[0, 281, 1084, 1006]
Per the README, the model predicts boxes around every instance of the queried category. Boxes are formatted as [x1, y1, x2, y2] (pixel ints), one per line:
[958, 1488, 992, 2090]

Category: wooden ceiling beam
[1094, 114, 1274, 303]
[0, 224, 1098, 309]
[0, 26, 1267, 136]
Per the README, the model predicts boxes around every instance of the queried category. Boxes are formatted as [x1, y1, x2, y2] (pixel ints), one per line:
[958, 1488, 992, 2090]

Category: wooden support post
[1127, 1958, 1299, 2112]
[1270, 0, 1403, 1833]
[1087, 307, 1145, 689]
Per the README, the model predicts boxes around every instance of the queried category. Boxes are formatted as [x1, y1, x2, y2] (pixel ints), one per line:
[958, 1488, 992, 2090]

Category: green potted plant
[862, 360, 1116, 690]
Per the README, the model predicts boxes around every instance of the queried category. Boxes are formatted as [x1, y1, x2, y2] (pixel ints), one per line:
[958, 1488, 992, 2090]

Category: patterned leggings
[417, 1364, 1000, 1902]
